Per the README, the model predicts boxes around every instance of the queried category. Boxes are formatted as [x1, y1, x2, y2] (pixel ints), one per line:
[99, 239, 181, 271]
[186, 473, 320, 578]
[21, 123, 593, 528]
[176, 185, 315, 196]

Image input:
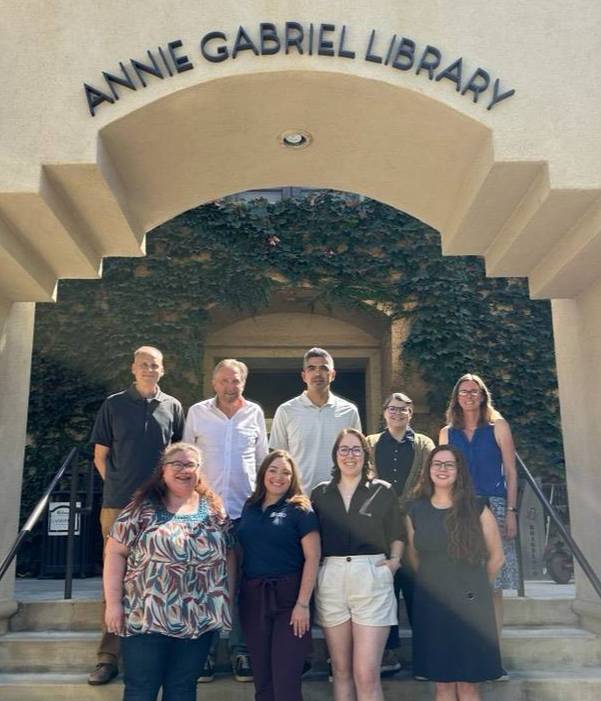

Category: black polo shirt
[374, 428, 415, 496]
[91, 385, 184, 508]
[311, 478, 403, 557]
[237, 497, 319, 579]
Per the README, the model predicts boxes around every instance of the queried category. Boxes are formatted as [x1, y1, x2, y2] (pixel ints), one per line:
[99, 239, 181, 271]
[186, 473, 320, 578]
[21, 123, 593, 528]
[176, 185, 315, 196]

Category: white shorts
[315, 554, 398, 628]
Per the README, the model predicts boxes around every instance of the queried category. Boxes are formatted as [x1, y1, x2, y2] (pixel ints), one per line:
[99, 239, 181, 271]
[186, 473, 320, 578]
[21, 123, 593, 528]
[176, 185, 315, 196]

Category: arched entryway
[2, 5, 601, 629]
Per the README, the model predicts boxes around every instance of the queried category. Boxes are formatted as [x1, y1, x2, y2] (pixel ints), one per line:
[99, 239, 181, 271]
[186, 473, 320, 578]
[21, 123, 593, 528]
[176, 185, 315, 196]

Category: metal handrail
[516, 451, 601, 600]
[0, 447, 79, 583]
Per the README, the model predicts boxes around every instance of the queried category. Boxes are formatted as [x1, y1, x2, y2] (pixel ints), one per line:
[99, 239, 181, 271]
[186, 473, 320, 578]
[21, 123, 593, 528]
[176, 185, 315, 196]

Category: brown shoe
[88, 663, 118, 685]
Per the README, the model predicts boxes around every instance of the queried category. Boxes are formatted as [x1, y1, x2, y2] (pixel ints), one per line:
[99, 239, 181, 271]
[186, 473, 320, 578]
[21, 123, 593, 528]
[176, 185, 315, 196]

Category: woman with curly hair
[439, 373, 518, 631]
[237, 450, 320, 701]
[407, 445, 505, 699]
[103, 442, 235, 701]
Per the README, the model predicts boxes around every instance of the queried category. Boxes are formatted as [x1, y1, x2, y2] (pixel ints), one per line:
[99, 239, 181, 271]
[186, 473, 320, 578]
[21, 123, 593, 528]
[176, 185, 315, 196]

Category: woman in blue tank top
[439, 373, 518, 637]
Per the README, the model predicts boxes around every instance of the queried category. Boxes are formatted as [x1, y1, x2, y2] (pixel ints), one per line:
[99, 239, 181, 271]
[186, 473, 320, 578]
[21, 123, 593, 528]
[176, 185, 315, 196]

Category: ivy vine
[24, 192, 563, 529]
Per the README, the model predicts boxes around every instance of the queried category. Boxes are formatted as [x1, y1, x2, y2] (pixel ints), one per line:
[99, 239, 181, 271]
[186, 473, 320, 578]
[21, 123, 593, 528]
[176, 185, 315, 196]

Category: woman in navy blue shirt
[238, 449, 320, 701]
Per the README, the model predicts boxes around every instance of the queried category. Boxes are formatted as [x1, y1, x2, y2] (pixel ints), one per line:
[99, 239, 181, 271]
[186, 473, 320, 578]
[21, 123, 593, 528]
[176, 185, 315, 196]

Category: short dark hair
[303, 347, 334, 369]
[383, 392, 413, 410]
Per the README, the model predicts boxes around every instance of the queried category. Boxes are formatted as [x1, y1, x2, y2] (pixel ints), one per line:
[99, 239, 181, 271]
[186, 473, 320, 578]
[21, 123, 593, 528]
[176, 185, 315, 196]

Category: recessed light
[280, 129, 312, 149]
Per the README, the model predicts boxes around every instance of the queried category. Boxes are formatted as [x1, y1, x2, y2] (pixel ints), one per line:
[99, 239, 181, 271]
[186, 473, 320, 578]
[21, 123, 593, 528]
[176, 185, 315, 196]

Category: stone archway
[2, 3, 601, 628]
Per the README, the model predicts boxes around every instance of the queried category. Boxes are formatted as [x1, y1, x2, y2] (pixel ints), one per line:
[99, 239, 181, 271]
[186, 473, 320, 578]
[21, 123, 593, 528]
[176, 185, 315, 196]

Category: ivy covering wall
[23, 192, 563, 523]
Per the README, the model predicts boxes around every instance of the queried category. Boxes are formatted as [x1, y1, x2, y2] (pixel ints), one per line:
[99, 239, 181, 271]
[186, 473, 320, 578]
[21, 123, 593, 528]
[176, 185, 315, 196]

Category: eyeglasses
[458, 389, 480, 397]
[164, 461, 199, 471]
[386, 405, 411, 415]
[431, 461, 457, 471]
[337, 446, 364, 458]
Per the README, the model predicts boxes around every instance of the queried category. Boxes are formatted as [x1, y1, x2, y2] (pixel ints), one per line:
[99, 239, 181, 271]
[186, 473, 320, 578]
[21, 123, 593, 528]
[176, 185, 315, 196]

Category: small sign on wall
[48, 502, 81, 536]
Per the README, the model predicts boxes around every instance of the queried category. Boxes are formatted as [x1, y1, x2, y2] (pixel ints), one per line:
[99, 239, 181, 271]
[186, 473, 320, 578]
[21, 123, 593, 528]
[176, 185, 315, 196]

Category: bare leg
[324, 621, 356, 701]
[351, 623, 389, 701]
[457, 681, 481, 700]
[435, 682, 459, 700]
[492, 589, 503, 638]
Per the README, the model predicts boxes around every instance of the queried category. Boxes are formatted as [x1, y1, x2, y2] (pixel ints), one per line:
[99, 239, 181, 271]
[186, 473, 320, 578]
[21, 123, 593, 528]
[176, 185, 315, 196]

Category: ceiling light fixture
[280, 129, 312, 149]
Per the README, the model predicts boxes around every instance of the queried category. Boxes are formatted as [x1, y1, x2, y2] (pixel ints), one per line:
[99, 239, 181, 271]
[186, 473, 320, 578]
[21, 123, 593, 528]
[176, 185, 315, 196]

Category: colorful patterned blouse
[109, 497, 232, 638]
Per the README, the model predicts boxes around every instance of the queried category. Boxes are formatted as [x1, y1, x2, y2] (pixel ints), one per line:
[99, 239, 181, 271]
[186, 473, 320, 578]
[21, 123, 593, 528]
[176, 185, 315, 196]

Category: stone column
[0, 302, 35, 633]
[552, 287, 601, 631]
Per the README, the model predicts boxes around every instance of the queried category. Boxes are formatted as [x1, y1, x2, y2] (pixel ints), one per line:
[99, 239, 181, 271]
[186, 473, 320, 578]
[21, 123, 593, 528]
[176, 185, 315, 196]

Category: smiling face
[131, 350, 164, 390]
[457, 379, 482, 414]
[429, 449, 458, 490]
[384, 398, 413, 433]
[212, 365, 245, 406]
[162, 449, 201, 496]
[263, 456, 294, 502]
[335, 431, 365, 480]
[301, 355, 336, 393]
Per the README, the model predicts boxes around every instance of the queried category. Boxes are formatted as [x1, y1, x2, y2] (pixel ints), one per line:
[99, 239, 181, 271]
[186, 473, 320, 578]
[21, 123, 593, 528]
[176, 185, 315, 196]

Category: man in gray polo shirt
[88, 345, 184, 685]
[269, 347, 361, 493]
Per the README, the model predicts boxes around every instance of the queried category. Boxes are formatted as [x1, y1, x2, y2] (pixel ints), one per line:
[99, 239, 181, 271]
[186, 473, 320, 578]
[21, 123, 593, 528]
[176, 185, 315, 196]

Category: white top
[269, 392, 362, 494]
[183, 397, 268, 519]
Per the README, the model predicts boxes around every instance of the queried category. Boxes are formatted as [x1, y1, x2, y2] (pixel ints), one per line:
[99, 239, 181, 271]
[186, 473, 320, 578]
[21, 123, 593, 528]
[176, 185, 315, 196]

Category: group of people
[89, 344, 518, 701]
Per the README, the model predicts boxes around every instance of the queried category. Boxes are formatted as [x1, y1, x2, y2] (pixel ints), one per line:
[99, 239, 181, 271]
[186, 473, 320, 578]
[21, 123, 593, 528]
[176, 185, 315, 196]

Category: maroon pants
[240, 573, 311, 701]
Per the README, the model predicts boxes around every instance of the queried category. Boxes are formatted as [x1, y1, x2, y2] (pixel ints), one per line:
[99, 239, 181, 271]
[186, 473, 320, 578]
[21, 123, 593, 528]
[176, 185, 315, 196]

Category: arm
[494, 418, 518, 538]
[182, 407, 196, 445]
[172, 401, 185, 443]
[268, 406, 289, 451]
[255, 408, 269, 467]
[94, 444, 110, 480]
[226, 548, 237, 622]
[377, 488, 404, 573]
[103, 537, 128, 633]
[290, 530, 321, 638]
[376, 538, 404, 574]
[438, 425, 449, 445]
[481, 506, 505, 582]
[405, 514, 419, 571]
[352, 406, 362, 432]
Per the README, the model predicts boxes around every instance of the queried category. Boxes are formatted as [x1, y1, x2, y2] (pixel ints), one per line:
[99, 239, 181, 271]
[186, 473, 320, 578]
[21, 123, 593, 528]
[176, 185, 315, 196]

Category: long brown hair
[246, 450, 310, 510]
[331, 428, 374, 483]
[412, 445, 487, 564]
[445, 373, 500, 428]
[132, 442, 223, 514]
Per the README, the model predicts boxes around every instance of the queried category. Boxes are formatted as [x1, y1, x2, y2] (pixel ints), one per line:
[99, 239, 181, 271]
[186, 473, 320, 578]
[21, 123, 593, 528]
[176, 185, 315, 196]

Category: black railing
[0, 446, 97, 599]
[515, 451, 601, 600]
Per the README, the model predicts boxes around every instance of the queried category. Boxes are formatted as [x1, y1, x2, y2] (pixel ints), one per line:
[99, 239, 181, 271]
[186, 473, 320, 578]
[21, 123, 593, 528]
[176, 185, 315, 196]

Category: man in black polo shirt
[88, 345, 184, 686]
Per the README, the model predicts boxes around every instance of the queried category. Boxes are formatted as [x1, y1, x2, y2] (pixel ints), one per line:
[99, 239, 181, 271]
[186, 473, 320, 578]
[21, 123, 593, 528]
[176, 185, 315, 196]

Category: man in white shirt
[184, 358, 268, 683]
[269, 347, 362, 493]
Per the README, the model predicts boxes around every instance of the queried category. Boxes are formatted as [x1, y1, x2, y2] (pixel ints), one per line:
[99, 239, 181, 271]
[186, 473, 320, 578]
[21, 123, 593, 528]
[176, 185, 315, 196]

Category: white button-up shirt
[183, 397, 268, 519]
[269, 392, 362, 494]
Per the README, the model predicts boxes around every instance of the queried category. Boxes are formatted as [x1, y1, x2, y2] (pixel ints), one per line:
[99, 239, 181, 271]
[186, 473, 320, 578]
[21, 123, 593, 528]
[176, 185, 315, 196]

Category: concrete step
[9, 595, 579, 632]
[2, 671, 601, 701]
[1, 626, 599, 673]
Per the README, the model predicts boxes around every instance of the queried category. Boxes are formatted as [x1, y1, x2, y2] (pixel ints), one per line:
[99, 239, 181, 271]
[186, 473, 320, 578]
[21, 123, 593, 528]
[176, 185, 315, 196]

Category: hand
[505, 511, 518, 539]
[376, 558, 401, 575]
[105, 602, 124, 635]
[290, 603, 310, 638]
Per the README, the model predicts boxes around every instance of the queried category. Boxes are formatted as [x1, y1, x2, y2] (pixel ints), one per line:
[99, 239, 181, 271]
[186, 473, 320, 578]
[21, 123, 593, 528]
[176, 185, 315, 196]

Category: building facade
[1, 1, 601, 632]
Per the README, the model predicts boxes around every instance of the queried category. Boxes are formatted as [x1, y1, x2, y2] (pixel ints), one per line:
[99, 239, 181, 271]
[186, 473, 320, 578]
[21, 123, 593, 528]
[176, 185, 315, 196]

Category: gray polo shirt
[91, 385, 184, 508]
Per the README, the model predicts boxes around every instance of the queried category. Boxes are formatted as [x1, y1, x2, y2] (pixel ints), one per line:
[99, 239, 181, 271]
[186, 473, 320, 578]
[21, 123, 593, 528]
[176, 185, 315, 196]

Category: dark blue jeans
[121, 632, 212, 701]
